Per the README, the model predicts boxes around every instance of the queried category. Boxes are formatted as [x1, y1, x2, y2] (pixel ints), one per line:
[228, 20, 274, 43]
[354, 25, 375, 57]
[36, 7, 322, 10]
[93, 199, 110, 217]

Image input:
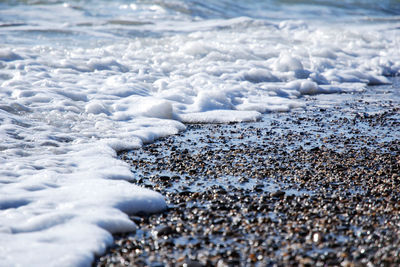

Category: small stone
[271, 190, 285, 198]
[312, 232, 323, 243]
[155, 225, 175, 237]
[183, 260, 203, 267]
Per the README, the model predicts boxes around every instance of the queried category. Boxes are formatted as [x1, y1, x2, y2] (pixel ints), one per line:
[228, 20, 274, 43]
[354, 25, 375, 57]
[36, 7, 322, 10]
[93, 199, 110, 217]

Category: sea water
[0, 0, 399, 266]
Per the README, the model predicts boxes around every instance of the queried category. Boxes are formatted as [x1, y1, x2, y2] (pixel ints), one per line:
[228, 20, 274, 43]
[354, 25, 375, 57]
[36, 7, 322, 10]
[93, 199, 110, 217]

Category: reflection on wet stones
[97, 103, 400, 266]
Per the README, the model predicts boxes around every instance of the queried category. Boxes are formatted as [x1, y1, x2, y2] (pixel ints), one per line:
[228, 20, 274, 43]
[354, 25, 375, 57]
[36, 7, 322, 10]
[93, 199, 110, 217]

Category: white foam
[179, 110, 262, 123]
[0, 1, 399, 266]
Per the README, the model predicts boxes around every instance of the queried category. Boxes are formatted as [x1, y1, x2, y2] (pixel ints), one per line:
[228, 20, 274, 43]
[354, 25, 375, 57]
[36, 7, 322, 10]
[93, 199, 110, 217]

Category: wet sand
[94, 82, 400, 266]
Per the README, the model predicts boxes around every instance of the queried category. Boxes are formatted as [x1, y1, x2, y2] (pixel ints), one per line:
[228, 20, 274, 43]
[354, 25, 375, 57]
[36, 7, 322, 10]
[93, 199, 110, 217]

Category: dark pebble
[94, 86, 400, 267]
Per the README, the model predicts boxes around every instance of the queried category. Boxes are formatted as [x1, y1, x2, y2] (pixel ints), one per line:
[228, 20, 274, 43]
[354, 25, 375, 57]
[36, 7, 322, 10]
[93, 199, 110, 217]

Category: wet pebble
[95, 99, 400, 266]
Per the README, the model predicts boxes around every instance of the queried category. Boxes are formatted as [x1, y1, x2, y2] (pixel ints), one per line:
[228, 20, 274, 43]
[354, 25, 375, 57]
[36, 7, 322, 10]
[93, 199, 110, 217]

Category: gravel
[94, 84, 400, 267]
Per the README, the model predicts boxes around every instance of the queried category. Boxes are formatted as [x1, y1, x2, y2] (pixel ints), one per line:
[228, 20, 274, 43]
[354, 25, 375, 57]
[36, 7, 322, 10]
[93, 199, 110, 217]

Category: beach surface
[95, 81, 400, 266]
[1, 1, 400, 265]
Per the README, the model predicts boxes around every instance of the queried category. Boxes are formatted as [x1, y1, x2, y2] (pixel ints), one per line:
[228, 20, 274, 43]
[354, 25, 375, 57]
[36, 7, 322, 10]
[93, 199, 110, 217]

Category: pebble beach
[1, 1, 400, 265]
[95, 81, 400, 266]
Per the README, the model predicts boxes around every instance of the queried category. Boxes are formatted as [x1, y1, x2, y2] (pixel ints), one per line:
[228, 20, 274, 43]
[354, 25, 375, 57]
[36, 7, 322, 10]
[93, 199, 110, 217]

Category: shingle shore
[95, 90, 399, 266]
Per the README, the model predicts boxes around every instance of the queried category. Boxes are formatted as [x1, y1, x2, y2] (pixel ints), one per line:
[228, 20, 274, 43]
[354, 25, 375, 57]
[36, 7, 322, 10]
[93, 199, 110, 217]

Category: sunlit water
[0, 0, 399, 266]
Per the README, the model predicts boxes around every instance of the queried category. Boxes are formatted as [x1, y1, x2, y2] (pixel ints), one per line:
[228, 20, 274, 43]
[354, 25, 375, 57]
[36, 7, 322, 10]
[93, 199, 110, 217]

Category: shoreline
[95, 85, 400, 266]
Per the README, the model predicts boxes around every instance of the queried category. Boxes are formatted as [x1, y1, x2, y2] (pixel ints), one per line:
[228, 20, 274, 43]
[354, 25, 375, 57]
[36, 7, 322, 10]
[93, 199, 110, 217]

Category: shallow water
[111, 80, 399, 266]
[123, 78, 399, 197]
[0, 0, 399, 266]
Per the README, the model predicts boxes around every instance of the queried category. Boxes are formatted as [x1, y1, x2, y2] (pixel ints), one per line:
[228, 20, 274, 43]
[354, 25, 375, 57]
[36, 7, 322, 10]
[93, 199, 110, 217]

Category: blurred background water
[1, 0, 400, 47]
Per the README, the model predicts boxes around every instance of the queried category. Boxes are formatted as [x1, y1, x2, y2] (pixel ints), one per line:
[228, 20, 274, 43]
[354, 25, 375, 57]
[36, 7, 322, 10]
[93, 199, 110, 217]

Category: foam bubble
[179, 110, 262, 123]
